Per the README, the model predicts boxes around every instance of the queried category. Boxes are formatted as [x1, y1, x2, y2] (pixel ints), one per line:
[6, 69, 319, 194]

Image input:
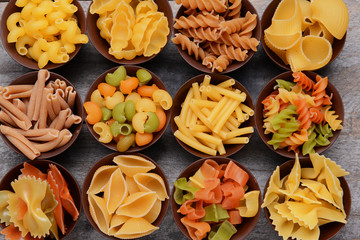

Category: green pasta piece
[270, 105, 298, 130]
[105, 66, 127, 86]
[112, 102, 126, 123]
[118, 123, 132, 135]
[268, 117, 300, 150]
[100, 107, 112, 122]
[201, 204, 229, 222]
[302, 125, 317, 155]
[136, 69, 152, 86]
[110, 121, 122, 137]
[274, 79, 296, 91]
[315, 134, 330, 146]
[315, 123, 333, 138]
[208, 220, 237, 240]
[124, 100, 136, 121]
[174, 178, 199, 205]
[144, 112, 159, 133]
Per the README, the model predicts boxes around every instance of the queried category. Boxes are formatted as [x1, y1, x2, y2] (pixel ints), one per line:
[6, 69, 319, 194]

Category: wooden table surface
[0, 0, 359, 239]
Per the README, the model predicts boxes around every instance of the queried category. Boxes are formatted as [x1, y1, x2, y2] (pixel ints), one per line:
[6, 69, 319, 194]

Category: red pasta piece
[49, 164, 79, 221]
[262, 91, 279, 116]
[293, 72, 314, 91]
[224, 161, 249, 187]
[279, 129, 308, 153]
[309, 107, 325, 124]
[228, 210, 242, 225]
[1, 224, 44, 240]
[200, 159, 220, 179]
[195, 178, 222, 204]
[179, 199, 206, 220]
[48, 170, 66, 234]
[294, 98, 312, 130]
[312, 75, 331, 107]
[218, 163, 227, 179]
[20, 162, 47, 181]
[16, 198, 27, 221]
[180, 216, 211, 240]
[221, 181, 245, 210]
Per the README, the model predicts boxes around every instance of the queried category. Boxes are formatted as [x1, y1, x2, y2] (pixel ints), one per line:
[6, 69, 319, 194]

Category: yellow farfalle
[133, 173, 169, 201]
[261, 166, 284, 208]
[0, 190, 14, 226]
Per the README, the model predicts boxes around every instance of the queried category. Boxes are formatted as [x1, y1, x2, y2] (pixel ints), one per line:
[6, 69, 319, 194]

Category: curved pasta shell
[143, 16, 169, 57]
[135, 0, 158, 16]
[133, 173, 168, 201]
[115, 192, 157, 217]
[265, 31, 302, 51]
[108, 214, 129, 236]
[143, 199, 161, 223]
[87, 165, 118, 194]
[310, 0, 348, 39]
[114, 217, 159, 237]
[104, 168, 128, 214]
[113, 155, 155, 177]
[125, 175, 140, 194]
[90, 0, 124, 14]
[88, 194, 111, 234]
[264, 34, 288, 65]
[297, 0, 314, 30]
[308, 22, 334, 44]
[237, 190, 260, 217]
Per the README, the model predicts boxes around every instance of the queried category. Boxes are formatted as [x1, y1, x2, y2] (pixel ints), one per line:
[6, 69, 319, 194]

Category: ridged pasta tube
[172, 33, 206, 61]
[174, 12, 221, 29]
[209, 43, 248, 61]
[175, 0, 227, 13]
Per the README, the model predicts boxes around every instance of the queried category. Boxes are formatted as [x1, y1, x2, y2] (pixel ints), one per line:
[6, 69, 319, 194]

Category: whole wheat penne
[55, 89, 70, 110]
[0, 95, 31, 130]
[2, 89, 32, 99]
[12, 99, 26, 114]
[0, 111, 16, 126]
[54, 79, 66, 91]
[46, 93, 56, 120]
[2, 85, 33, 94]
[50, 93, 61, 115]
[27, 69, 48, 121]
[23, 98, 29, 109]
[64, 114, 82, 129]
[56, 130, 72, 148]
[46, 80, 55, 89]
[66, 86, 76, 110]
[15, 128, 59, 137]
[49, 109, 71, 130]
[38, 88, 51, 129]
[32, 129, 71, 152]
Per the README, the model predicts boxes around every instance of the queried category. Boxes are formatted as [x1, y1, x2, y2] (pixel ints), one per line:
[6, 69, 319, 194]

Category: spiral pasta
[312, 75, 332, 107]
[216, 33, 259, 51]
[322, 106, 342, 131]
[268, 117, 300, 150]
[174, 12, 221, 29]
[280, 128, 308, 152]
[209, 43, 248, 61]
[227, 0, 242, 18]
[175, 0, 227, 13]
[293, 98, 311, 130]
[293, 71, 314, 91]
[172, 33, 206, 61]
[180, 27, 222, 42]
[212, 55, 231, 73]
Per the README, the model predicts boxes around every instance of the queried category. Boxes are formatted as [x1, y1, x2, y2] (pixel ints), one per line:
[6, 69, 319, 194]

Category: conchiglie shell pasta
[104, 168, 128, 214]
[108, 214, 129, 236]
[113, 155, 155, 177]
[115, 191, 157, 217]
[143, 199, 162, 223]
[87, 165, 118, 194]
[125, 175, 140, 194]
[264, 34, 288, 64]
[310, 0, 349, 39]
[133, 173, 169, 201]
[88, 194, 112, 234]
[114, 217, 159, 238]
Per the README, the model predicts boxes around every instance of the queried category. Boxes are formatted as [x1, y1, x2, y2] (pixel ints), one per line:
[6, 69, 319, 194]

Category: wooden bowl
[0, 71, 84, 159]
[171, 157, 261, 240]
[170, 74, 255, 158]
[86, 0, 173, 65]
[174, 0, 261, 74]
[0, 0, 86, 70]
[0, 159, 82, 239]
[82, 152, 170, 239]
[260, 0, 346, 71]
[255, 71, 344, 159]
[263, 157, 351, 239]
[84, 65, 170, 152]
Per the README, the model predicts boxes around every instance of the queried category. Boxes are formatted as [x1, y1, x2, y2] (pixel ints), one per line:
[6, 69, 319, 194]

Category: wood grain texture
[0, 0, 359, 239]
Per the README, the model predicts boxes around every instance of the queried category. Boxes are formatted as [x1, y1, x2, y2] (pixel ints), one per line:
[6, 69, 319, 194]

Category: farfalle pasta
[172, 0, 259, 72]
[262, 153, 349, 240]
[0, 162, 79, 239]
[90, 0, 170, 60]
[264, 0, 349, 71]
[86, 154, 168, 239]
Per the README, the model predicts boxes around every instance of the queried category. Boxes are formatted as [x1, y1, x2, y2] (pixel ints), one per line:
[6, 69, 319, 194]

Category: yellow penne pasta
[174, 130, 217, 156]
[223, 137, 249, 144]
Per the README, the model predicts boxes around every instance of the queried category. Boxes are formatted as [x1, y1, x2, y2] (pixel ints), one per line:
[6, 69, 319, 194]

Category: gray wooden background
[0, 0, 359, 239]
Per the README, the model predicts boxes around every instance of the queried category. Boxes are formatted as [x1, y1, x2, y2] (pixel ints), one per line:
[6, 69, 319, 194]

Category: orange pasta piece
[20, 162, 47, 181]
[180, 216, 211, 240]
[84, 101, 102, 125]
[120, 77, 139, 95]
[293, 72, 314, 91]
[135, 132, 153, 146]
[279, 99, 290, 112]
[294, 98, 312, 130]
[309, 107, 325, 124]
[137, 84, 159, 98]
[228, 210, 242, 225]
[200, 159, 220, 179]
[221, 181, 244, 209]
[195, 178, 222, 204]
[48, 169, 66, 234]
[0, 224, 44, 240]
[16, 198, 27, 221]
[155, 108, 166, 132]
[105, 118, 115, 126]
[224, 161, 249, 187]
[98, 82, 116, 98]
[179, 199, 206, 220]
[218, 163, 227, 179]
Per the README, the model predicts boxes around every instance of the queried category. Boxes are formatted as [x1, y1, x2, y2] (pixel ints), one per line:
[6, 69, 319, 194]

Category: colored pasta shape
[293, 71, 314, 91]
[212, 55, 232, 73]
[216, 33, 259, 51]
[174, 12, 221, 29]
[208, 43, 248, 61]
[172, 33, 207, 61]
[175, 0, 227, 13]
[180, 27, 223, 42]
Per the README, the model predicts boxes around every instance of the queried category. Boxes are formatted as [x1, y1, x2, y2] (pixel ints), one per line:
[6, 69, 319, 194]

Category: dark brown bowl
[171, 157, 261, 240]
[0, 0, 86, 70]
[86, 0, 173, 65]
[82, 152, 170, 239]
[0, 71, 84, 159]
[260, 0, 346, 71]
[255, 71, 344, 159]
[0, 159, 82, 239]
[84, 65, 170, 152]
[263, 158, 351, 240]
[170, 74, 255, 158]
[174, 0, 261, 74]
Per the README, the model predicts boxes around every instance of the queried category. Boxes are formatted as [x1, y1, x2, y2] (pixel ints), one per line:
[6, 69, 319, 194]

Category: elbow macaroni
[7, 0, 88, 68]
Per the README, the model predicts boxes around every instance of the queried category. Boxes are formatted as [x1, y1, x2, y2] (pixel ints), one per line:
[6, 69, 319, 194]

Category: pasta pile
[262, 153, 349, 240]
[174, 75, 254, 156]
[7, 0, 89, 68]
[172, 0, 259, 72]
[262, 72, 342, 155]
[0, 162, 79, 239]
[84, 66, 172, 152]
[87, 155, 168, 239]
[0, 70, 82, 160]
[264, 0, 349, 71]
[174, 159, 260, 240]
[90, 0, 170, 60]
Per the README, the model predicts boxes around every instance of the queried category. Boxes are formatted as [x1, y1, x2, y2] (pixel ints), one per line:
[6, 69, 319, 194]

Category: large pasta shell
[108, 214, 129, 236]
[114, 217, 159, 238]
[87, 165, 118, 194]
[125, 175, 140, 194]
[88, 194, 112, 234]
[297, 0, 314, 30]
[115, 192, 157, 218]
[104, 168, 128, 214]
[133, 173, 169, 201]
[143, 199, 161, 223]
[113, 155, 155, 177]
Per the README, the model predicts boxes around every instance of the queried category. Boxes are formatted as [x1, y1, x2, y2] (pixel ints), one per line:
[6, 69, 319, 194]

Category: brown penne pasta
[54, 79, 67, 91]
[55, 89, 70, 110]
[64, 114, 82, 129]
[65, 86, 76, 110]
[49, 109, 71, 130]
[0, 95, 32, 130]
[32, 129, 72, 152]
[2, 89, 32, 99]
[38, 88, 51, 128]
[0, 111, 16, 126]
[27, 69, 49, 121]
[12, 99, 26, 114]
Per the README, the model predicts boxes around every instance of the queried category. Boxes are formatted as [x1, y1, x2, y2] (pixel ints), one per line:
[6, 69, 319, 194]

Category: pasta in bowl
[0, 0, 88, 69]
[255, 71, 344, 159]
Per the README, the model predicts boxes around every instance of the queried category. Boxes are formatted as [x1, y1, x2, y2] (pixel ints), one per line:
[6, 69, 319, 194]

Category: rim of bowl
[0, 0, 86, 70]
[171, 156, 262, 240]
[255, 71, 344, 159]
[0, 159, 82, 239]
[262, 157, 351, 240]
[86, 0, 173, 65]
[82, 152, 170, 240]
[260, 0, 346, 71]
[84, 65, 171, 152]
[173, 0, 261, 74]
[0, 71, 84, 160]
[170, 73, 255, 158]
